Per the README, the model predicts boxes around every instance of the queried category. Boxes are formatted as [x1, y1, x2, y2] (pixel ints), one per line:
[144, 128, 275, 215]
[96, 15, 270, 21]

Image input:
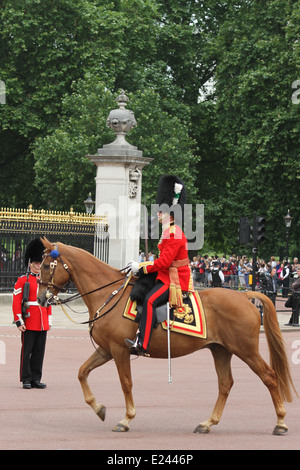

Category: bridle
[39, 247, 72, 302]
[39, 246, 133, 325]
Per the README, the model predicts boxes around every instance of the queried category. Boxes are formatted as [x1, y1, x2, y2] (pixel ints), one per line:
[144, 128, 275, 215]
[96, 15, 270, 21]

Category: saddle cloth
[123, 291, 207, 339]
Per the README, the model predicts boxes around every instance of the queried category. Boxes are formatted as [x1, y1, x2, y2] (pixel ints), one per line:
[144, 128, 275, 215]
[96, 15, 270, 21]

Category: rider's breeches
[139, 281, 169, 351]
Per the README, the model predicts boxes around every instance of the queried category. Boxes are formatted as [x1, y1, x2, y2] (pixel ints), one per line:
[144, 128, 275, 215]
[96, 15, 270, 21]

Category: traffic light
[239, 217, 251, 244]
[254, 215, 266, 244]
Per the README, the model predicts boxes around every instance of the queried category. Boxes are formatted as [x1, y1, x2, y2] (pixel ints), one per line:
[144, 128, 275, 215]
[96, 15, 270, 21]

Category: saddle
[123, 275, 207, 339]
[130, 294, 193, 327]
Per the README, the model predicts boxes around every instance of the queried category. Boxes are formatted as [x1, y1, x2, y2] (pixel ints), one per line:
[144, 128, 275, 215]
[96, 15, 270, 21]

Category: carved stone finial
[116, 89, 129, 108]
[106, 90, 137, 146]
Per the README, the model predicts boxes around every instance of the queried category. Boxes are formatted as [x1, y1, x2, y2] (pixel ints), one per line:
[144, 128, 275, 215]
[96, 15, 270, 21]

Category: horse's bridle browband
[39, 247, 132, 325]
[39, 249, 72, 297]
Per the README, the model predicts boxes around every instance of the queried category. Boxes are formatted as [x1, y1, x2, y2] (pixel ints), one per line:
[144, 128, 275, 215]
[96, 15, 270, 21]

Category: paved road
[1, 295, 300, 451]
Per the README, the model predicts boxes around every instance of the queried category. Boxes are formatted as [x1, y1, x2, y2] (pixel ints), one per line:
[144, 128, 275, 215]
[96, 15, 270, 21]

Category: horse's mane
[41, 237, 121, 275]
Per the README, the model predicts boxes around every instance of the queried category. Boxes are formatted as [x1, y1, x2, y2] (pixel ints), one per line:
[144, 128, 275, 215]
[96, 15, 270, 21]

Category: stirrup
[124, 337, 149, 357]
[124, 338, 137, 349]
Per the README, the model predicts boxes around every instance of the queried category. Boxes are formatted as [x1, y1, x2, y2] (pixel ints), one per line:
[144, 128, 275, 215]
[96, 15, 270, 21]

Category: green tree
[0, 0, 159, 207]
[33, 77, 197, 211]
[1, 0, 299, 259]
[201, 0, 300, 256]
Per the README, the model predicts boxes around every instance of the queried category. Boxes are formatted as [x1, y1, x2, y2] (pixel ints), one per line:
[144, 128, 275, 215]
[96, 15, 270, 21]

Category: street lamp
[284, 209, 293, 261]
[84, 192, 95, 214]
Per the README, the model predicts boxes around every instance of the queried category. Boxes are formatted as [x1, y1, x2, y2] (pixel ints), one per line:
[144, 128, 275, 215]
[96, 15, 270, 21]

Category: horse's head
[38, 237, 71, 306]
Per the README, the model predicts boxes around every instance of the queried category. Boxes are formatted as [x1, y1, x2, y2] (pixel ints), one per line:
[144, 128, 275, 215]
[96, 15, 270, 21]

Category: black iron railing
[0, 206, 109, 290]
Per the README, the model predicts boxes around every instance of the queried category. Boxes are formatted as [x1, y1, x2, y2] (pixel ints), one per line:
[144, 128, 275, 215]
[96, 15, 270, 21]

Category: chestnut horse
[38, 238, 296, 435]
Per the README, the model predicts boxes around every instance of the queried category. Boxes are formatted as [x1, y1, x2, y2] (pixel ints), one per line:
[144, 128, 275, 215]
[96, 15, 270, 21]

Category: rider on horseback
[125, 175, 193, 356]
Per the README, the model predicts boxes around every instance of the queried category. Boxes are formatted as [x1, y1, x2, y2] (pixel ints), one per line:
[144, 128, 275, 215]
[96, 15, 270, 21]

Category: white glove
[128, 261, 139, 275]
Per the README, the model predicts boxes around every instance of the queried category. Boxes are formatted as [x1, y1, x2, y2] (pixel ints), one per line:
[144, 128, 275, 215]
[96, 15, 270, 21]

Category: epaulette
[139, 261, 154, 269]
[139, 261, 154, 275]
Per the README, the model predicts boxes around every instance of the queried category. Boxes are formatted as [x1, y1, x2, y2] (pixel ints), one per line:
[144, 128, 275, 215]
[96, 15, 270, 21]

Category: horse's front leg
[78, 347, 112, 421]
[111, 347, 136, 432]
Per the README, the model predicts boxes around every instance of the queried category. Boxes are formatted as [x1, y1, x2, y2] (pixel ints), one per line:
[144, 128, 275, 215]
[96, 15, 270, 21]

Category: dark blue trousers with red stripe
[20, 330, 47, 382]
[138, 281, 169, 352]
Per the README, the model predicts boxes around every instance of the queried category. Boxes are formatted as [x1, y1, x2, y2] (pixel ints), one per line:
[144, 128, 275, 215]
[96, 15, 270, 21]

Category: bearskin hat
[155, 175, 187, 225]
[24, 238, 44, 267]
[156, 175, 187, 209]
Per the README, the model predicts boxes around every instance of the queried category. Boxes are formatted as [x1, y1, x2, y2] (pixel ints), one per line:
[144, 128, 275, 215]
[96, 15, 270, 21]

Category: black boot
[124, 336, 148, 356]
[31, 381, 47, 389]
[22, 381, 32, 389]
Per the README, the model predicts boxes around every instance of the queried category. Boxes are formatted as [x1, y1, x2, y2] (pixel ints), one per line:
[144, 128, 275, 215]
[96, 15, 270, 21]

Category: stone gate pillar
[86, 91, 152, 269]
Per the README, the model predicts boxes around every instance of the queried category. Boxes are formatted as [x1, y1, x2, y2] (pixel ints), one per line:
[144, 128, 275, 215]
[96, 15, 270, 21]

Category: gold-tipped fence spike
[0, 205, 107, 227]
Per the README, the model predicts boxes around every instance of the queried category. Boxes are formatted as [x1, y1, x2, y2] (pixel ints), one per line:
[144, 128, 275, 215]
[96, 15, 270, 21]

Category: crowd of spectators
[190, 254, 299, 295]
[138, 249, 299, 295]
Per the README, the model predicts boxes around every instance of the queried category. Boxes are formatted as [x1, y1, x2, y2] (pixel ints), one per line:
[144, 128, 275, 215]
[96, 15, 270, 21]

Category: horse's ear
[40, 236, 52, 251]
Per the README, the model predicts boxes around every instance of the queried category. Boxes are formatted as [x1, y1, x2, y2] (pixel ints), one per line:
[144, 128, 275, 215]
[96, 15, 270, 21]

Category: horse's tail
[246, 291, 298, 402]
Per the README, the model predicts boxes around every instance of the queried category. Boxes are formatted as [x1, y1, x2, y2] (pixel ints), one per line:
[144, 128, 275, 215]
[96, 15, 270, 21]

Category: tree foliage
[33, 77, 197, 211]
[205, 0, 300, 257]
[0, 0, 299, 257]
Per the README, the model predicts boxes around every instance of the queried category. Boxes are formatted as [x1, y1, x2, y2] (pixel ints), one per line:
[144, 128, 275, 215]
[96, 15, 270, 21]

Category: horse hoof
[96, 405, 106, 422]
[193, 424, 210, 434]
[112, 422, 129, 432]
[273, 425, 288, 436]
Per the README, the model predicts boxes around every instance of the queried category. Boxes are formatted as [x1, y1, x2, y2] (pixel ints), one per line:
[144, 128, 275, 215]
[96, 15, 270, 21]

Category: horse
[37, 237, 297, 435]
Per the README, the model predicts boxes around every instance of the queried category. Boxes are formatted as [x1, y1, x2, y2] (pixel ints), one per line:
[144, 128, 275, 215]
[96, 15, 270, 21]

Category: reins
[88, 272, 133, 325]
[40, 246, 133, 326]
[49, 277, 127, 305]
[57, 274, 132, 326]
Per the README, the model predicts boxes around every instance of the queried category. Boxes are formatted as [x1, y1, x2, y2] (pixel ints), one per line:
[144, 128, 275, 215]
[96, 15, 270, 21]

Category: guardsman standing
[125, 175, 193, 355]
[12, 238, 52, 389]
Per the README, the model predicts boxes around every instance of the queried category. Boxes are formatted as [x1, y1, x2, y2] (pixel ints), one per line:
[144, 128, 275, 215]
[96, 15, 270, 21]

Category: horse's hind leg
[194, 345, 233, 434]
[78, 347, 112, 421]
[243, 352, 288, 435]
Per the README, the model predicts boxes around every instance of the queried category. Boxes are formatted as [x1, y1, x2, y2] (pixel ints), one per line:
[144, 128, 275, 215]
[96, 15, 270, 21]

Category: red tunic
[140, 223, 193, 292]
[13, 273, 52, 331]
